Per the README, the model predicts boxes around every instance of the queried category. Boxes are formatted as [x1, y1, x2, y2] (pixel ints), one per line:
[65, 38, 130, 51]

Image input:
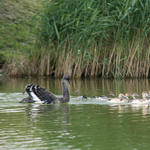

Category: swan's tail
[19, 84, 35, 103]
[18, 96, 34, 103]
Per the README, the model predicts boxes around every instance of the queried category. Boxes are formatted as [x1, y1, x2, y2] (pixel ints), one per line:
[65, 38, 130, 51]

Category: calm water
[0, 77, 150, 150]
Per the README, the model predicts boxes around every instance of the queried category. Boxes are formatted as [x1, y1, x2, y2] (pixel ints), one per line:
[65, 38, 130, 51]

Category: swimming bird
[123, 93, 132, 103]
[19, 74, 71, 104]
[108, 93, 127, 103]
[128, 93, 139, 103]
[131, 91, 149, 104]
[75, 90, 87, 99]
[93, 92, 115, 101]
[131, 93, 140, 99]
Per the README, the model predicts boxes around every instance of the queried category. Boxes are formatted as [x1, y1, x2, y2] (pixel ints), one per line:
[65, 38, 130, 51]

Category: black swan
[19, 75, 71, 104]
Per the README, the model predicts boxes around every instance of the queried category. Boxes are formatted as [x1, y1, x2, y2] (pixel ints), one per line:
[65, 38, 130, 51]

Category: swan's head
[63, 74, 71, 85]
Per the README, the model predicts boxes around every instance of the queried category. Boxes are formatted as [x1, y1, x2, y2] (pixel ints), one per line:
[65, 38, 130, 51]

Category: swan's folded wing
[33, 85, 57, 103]
[20, 74, 71, 104]
[20, 84, 59, 104]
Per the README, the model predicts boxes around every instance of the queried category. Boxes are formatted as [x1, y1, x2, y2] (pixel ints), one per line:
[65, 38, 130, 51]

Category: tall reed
[3, 0, 150, 78]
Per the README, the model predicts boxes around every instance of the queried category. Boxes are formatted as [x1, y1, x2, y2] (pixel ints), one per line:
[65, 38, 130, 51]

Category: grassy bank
[0, 0, 43, 76]
[1, 0, 150, 78]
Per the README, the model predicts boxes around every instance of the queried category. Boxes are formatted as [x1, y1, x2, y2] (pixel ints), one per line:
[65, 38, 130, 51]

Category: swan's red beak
[68, 81, 71, 85]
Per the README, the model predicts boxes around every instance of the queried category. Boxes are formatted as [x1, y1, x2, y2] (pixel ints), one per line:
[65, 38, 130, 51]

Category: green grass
[0, 0, 43, 57]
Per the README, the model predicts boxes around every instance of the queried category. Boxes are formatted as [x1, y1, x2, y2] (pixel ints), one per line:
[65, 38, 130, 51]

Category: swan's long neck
[62, 79, 70, 102]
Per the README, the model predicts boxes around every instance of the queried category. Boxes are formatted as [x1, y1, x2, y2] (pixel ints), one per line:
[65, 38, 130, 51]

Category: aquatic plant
[33, 0, 149, 78]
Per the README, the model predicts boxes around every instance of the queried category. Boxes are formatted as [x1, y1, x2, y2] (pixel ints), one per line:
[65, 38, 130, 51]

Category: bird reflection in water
[109, 104, 149, 115]
[24, 103, 70, 125]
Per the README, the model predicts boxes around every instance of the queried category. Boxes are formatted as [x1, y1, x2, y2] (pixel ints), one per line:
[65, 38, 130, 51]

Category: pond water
[0, 77, 150, 150]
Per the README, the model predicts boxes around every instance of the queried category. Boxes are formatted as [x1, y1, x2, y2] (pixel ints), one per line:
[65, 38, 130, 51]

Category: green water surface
[0, 77, 150, 150]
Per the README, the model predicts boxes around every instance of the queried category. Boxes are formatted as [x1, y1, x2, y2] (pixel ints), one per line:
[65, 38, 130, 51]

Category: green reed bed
[2, 0, 150, 78]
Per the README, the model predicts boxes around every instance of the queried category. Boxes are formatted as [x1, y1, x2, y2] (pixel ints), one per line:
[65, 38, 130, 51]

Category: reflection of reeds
[2, 77, 150, 100]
